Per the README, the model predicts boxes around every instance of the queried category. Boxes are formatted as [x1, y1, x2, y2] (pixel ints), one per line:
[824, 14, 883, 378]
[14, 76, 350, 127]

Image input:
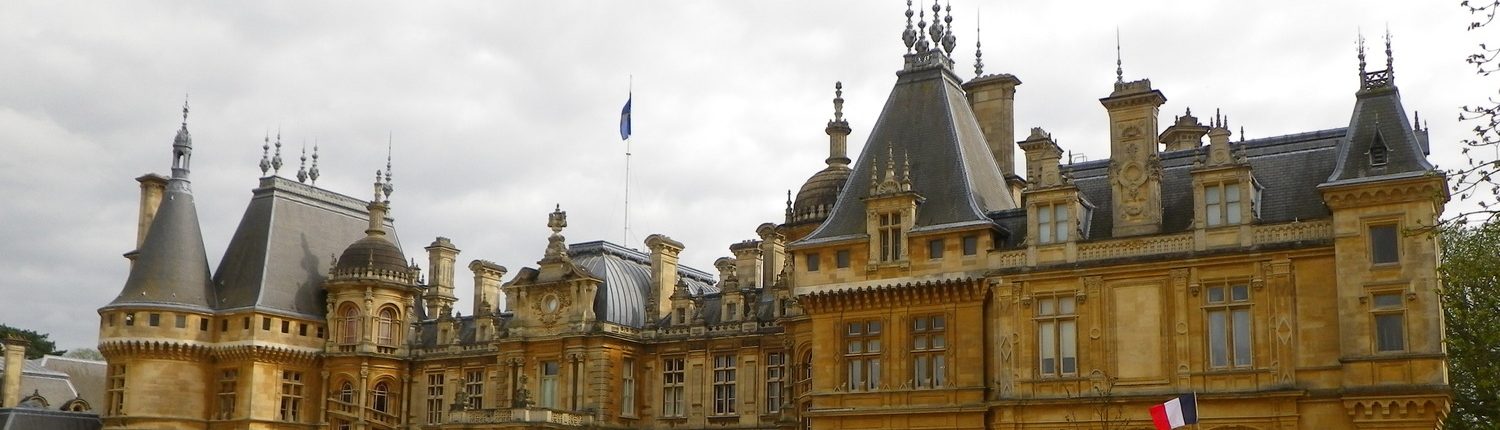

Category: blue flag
[619, 95, 632, 140]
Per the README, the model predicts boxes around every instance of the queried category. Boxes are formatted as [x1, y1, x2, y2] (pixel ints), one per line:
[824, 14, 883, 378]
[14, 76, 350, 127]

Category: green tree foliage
[1440, 222, 1500, 429]
[0, 324, 64, 359]
[62, 348, 104, 361]
[1456, 1, 1500, 225]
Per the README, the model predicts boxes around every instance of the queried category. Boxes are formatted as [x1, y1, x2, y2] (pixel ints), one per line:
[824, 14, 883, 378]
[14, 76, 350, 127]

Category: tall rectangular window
[216, 369, 237, 420]
[621, 359, 636, 416]
[805, 253, 820, 272]
[1037, 204, 1070, 244]
[1036, 296, 1078, 377]
[911, 315, 948, 388]
[766, 352, 785, 413]
[279, 370, 303, 422]
[877, 212, 903, 261]
[1205, 183, 1243, 227]
[928, 239, 945, 260]
[1373, 292, 1406, 352]
[465, 369, 484, 409]
[426, 373, 444, 424]
[107, 364, 125, 415]
[845, 320, 882, 391]
[1206, 284, 1253, 368]
[1370, 225, 1399, 264]
[539, 361, 559, 409]
[712, 354, 737, 415]
[662, 358, 685, 417]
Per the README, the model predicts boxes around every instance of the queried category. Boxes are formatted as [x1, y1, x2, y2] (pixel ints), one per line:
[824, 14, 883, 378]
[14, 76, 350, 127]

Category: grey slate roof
[0, 408, 100, 430]
[1027, 128, 1345, 244]
[799, 64, 1018, 245]
[34, 357, 104, 411]
[213, 176, 400, 318]
[569, 241, 716, 328]
[1325, 84, 1436, 184]
[106, 177, 215, 312]
[0, 358, 80, 412]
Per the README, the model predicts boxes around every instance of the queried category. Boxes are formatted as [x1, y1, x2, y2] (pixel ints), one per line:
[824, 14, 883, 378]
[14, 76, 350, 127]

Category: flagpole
[624, 75, 632, 246]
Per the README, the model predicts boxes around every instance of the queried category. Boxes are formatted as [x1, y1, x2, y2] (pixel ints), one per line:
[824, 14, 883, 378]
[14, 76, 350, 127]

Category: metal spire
[1115, 28, 1124, 83]
[974, 12, 984, 76]
[833, 81, 845, 122]
[309, 141, 321, 185]
[1357, 29, 1367, 75]
[296, 141, 308, 183]
[916, 9, 929, 53]
[382, 134, 394, 198]
[927, 0, 943, 52]
[902, 0, 917, 52]
[941, 0, 956, 55]
[271, 129, 283, 174]
[1384, 26, 1394, 81]
[181, 95, 189, 128]
[259, 131, 271, 175]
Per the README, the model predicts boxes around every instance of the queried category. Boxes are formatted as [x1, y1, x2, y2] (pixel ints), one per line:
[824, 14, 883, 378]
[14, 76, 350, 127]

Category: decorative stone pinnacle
[373, 169, 384, 202]
[544, 204, 569, 261]
[259, 132, 271, 175]
[833, 81, 845, 121]
[974, 23, 984, 76]
[903, 0, 916, 52]
[297, 142, 308, 183]
[309, 142, 321, 185]
[1357, 31, 1367, 74]
[941, 0, 956, 55]
[1115, 28, 1124, 84]
[383, 139, 394, 198]
[272, 129, 283, 174]
[181, 95, 189, 128]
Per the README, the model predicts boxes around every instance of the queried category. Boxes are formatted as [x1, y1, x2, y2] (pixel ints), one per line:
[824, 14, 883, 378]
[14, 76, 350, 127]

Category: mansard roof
[797, 63, 1018, 245]
[569, 241, 716, 328]
[213, 176, 400, 318]
[1324, 84, 1436, 185]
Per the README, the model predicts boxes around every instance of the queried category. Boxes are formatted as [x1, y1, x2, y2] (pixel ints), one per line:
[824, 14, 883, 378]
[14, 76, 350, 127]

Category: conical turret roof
[106, 121, 215, 311]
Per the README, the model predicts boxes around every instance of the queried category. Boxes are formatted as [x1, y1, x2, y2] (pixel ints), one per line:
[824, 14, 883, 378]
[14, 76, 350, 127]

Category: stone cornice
[799, 277, 985, 313]
[1319, 174, 1448, 210]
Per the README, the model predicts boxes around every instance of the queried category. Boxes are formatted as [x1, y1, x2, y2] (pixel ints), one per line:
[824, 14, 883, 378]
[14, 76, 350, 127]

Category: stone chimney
[425, 237, 461, 318]
[1, 335, 28, 408]
[730, 240, 763, 289]
[1019, 128, 1065, 189]
[1100, 78, 1167, 237]
[756, 223, 784, 288]
[1159, 108, 1210, 152]
[963, 73, 1027, 200]
[469, 260, 507, 317]
[128, 174, 169, 264]
[645, 234, 684, 320]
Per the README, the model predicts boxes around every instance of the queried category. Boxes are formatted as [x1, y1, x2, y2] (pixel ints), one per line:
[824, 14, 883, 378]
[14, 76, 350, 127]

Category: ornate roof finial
[901, 149, 912, 187]
[1115, 27, 1124, 84]
[916, 9, 929, 52]
[296, 141, 308, 183]
[928, 0, 944, 52]
[833, 81, 845, 121]
[1357, 29, 1367, 75]
[259, 131, 271, 175]
[181, 95, 189, 128]
[271, 129, 283, 174]
[309, 141, 321, 185]
[1384, 26, 1395, 80]
[382, 134, 394, 199]
[373, 169, 384, 202]
[1240, 126, 1246, 142]
[544, 204, 569, 261]
[974, 15, 984, 76]
[941, 0, 956, 55]
[903, 0, 917, 52]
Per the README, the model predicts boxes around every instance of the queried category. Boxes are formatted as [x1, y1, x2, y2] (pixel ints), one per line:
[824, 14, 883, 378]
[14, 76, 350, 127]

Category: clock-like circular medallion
[543, 294, 560, 313]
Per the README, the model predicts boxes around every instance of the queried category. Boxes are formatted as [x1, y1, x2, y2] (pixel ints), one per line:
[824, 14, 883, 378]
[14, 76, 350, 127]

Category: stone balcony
[448, 407, 594, 426]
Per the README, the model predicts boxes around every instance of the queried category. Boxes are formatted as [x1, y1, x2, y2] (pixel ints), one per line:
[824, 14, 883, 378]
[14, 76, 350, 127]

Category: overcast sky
[1, 1, 1491, 352]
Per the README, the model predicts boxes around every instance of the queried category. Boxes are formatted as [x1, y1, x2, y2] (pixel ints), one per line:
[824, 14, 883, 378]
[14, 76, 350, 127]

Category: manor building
[96, 4, 1450, 429]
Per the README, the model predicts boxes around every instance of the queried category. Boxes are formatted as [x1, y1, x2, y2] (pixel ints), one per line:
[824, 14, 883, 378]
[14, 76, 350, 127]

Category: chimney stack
[1159, 108, 1210, 152]
[645, 234, 684, 320]
[1100, 78, 1167, 237]
[424, 237, 460, 318]
[1, 335, 28, 408]
[469, 260, 507, 317]
[128, 174, 169, 264]
[756, 223, 784, 288]
[964, 74, 1027, 200]
[730, 241, 763, 289]
[1019, 128, 1065, 189]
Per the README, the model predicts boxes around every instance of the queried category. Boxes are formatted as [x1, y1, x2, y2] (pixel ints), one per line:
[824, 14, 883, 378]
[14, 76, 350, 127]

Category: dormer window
[876, 212, 904, 261]
[1369, 135, 1389, 166]
[1205, 183, 1242, 227]
[1036, 204, 1070, 244]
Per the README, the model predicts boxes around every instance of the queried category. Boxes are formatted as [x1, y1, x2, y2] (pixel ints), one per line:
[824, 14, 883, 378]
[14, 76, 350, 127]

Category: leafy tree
[1439, 222, 1500, 429]
[1455, 1, 1500, 225]
[62, 348, 104, 361]
[0, 324, 64, 359]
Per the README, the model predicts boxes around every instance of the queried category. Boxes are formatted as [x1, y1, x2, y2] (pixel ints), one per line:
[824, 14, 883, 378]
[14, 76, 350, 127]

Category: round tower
[787, 82, 855, 241]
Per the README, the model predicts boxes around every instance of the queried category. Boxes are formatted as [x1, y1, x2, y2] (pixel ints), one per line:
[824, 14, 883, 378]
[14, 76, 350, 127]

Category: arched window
[338, 381, 353, 404]
[377, 307, 398, 346]
[339, 304, 360, 345]
[372, 382, 390, 413]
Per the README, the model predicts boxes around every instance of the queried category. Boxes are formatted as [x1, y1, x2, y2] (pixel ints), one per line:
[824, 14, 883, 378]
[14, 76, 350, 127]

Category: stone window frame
[1203, 281, 1254, 369]
[1193, 172, 1263, 229]
[620, 358, 637, 418]
[844, 319, 883, 391]
[711, 353, 738, 416]
[1369, 289, 1408, 353]
[1034, 294, 1079, 378]
[465, 368, 485, 410]
[910, 314, 948, 388]
[279, 370, 304, 422]
[765, 352, 785, 414]
[1034, 202, 1072, 244]
[875, 211, 905, 262]
[106, 364, 125, 415]
[1367, 222, 1402, 266]
[216, 368, 237, 420]
[424, 373, 444, 424]
[660, 357, 686, 418]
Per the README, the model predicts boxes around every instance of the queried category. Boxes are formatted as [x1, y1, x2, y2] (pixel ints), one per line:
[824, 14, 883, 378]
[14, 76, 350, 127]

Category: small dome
[791, 165, 851, 224]
[336, 235, 407, 273]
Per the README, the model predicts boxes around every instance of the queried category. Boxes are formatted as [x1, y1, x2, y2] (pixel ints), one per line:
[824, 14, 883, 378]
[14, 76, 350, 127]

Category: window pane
[1039, 216, 1052, 243]
[1038, 206, 1051, 223]
[1055, 205, 1069, 222]
[847, 323, 862, 335]
[1208, 311, 1228, 367]
[929, 239, 944, 260]
[1232, 309, 1252, 367]
[867, 321, 882, 333]
[1059, 297, 1076, 314]
[1207, 287, 1225, 304]
[1038, 298, 1055, 316]
[869, 359, 880, 388]
[1206, 185, 1221, 204]
[866, 339, 880, 353]
[932, 335, 945, 349]
[1039, 321, 1056, 373]
[962, 236, 978, 255]
[847, 340, 861, 354]
[806, 253, 820, 272]
[1231, 285, 1249, 302]
[1373, 293, 1403, 309]
[1370, 225, 1399, 264]
[1056, 217, 1069, 242]
[914, 336, 927, 350]
[932, 316, 944, 329]
[914, 356, 927, 386]
[1060, 320, 1077, 374]
[1227, 201, 1241, 224]
[1226, 183, 1240, 202]
[1376, 314, 1405, 351]
[913, 317, 927, 331]
[848, 361, 862, 390]
[836, 250, 851, 268]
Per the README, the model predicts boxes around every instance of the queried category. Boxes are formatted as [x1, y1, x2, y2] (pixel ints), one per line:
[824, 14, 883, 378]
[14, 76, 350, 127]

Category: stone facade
[95, 7, 1449, 430]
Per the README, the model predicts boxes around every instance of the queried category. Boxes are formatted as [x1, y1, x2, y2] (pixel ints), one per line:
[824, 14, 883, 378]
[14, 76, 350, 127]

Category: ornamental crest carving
[529, 286, 572, 326]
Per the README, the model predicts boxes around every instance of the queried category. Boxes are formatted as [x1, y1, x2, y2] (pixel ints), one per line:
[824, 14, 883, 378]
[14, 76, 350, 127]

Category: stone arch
[59, 396, 90, 412]
[337, 301, 361, 344]
[375, 304, 402, 346]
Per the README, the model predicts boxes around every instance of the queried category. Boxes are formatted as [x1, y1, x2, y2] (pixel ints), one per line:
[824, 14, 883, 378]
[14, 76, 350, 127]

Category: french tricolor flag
[1149, 393, 1199, 430]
